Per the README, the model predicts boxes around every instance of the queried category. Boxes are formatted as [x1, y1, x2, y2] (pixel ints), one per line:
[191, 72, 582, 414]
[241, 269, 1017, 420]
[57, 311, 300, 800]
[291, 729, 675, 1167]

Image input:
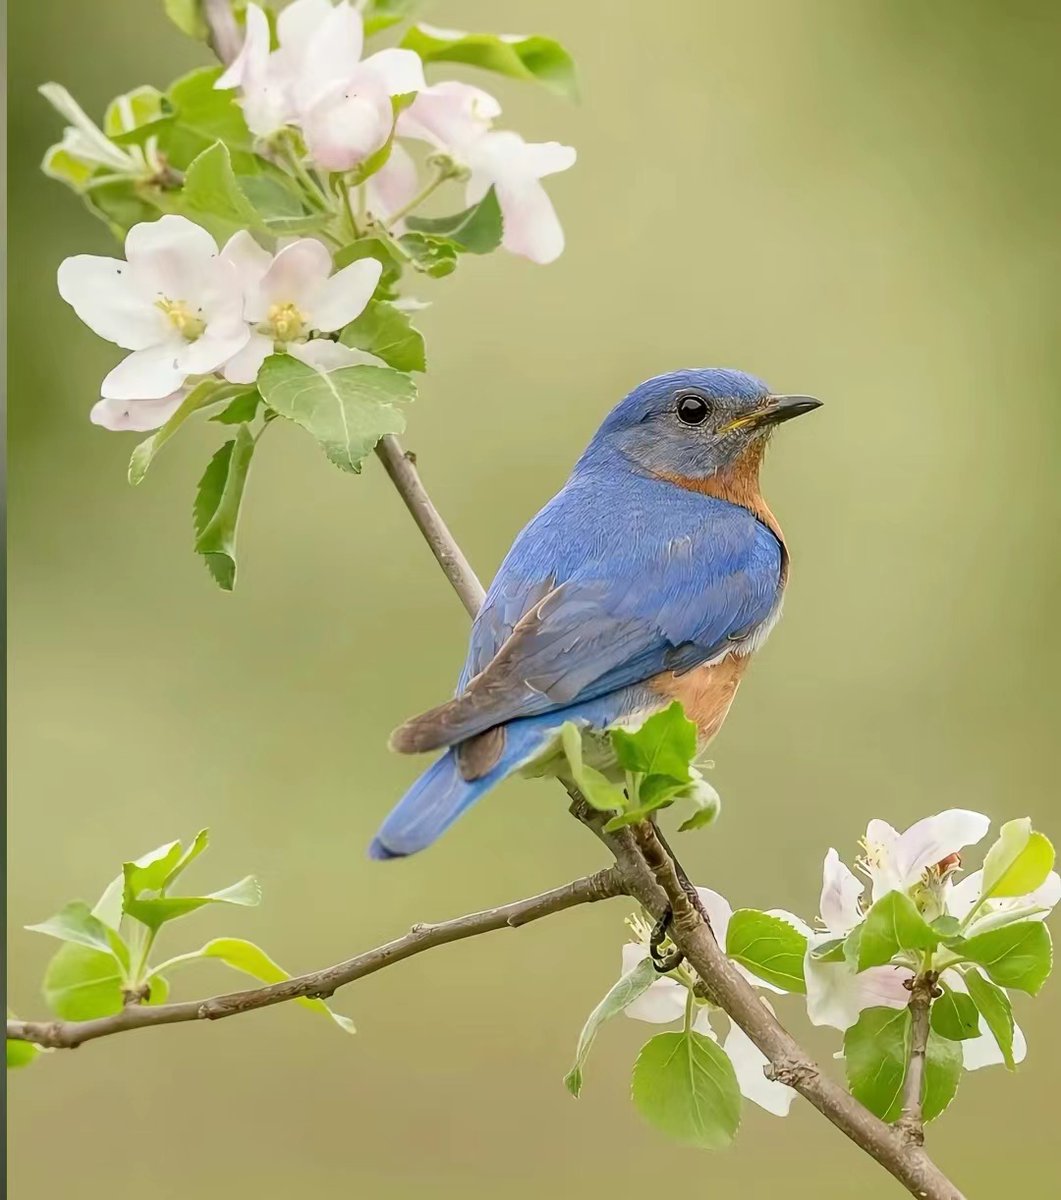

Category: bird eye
[675, 393, 711, 426]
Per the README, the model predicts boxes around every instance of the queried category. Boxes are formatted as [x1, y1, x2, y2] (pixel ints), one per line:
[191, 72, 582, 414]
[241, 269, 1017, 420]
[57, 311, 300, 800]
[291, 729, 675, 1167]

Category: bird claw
[649, 906, 685, 973]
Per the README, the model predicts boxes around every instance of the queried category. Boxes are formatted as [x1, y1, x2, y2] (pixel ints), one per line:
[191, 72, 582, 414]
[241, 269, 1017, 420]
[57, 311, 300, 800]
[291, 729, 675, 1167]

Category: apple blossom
[219, 232, 382, 382]
[58, 215, 249, 401]
[216, 0, 425, 169]
[90, 389, 190, 433]
[621, 890, 797, 1116]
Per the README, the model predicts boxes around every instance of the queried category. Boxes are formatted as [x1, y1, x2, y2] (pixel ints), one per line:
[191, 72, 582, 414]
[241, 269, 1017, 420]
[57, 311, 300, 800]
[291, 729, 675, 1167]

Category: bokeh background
[8, 1, 1061, 1196]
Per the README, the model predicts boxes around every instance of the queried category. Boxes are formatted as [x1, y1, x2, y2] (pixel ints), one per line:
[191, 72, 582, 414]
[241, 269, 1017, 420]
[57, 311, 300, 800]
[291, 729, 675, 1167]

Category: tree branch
[6, 869, 622, 1050]
[897, 972, 938, 1146]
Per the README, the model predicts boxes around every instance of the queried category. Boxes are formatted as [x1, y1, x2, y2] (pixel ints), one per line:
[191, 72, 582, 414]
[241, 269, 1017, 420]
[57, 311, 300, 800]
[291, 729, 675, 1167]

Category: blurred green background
[8, 1, 1061, 1195]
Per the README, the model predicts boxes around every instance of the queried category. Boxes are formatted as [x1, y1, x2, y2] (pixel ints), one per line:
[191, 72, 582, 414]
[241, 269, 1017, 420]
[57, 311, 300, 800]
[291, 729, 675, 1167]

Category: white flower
[861, 810, 991, 903]
[220, 232, 382, 382]
[90, 389, 188, 433]
[217, 0, 424, 168]
[58, 215, 249, 400]
[621, 888, 798, 1116]
[388, 81, 576, 264]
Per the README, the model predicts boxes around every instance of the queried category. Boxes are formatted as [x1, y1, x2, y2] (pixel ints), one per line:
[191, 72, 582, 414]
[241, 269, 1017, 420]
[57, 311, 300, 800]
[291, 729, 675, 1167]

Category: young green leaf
[961, 920, 1052, 995]
[809, 937, 847, 963]
[610, 703, 696, 782]
[123, 875, 261, 932]
[347, 93, 417, 186]
[399, 25, 578, 99]
[363, 0, 421, 36]
[559, 722, 626, 814]
[85, 178, 164, 238]
[844, 1006, 910, 1122]
[40, 946, 168, 1021]
[333, 237, 405, 290]
[405, 188, 503, 254]
[631, 1031, 741, 1149]
[164, 0, 209, 40]
[564, 957, 658, 1097]
[257, 356, 416, 473]
[929, 984, 980, 1041]
[181, 141, 263, 230]
[194, 937, 355, 1032]
[129, 379, 228, 485]
[163, 67, 258, 172]
[398, 231, 459, 278]
[26, 901, 125, 962]
[103, 85, 169, 144]
[922, 1030, 963, 1122]
[7, 1037, 42, 1069]
[725, 910, 808, 994]
[237, 174, 328, 234]
[963, 969, 1017, 1070]
[211, 388, 262, 425]
[193, 425, 257, 590]
[857, 891, 938, 971]
[677, 770, 722, 832]
[340, 300, 426, 372]
[979, 818, 1055, 903]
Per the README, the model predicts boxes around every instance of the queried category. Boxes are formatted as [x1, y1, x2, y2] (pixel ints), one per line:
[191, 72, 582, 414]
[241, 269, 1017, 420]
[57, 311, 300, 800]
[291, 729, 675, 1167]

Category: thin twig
[897, 972, 938, 1146]
[6, 869, 622, 1050]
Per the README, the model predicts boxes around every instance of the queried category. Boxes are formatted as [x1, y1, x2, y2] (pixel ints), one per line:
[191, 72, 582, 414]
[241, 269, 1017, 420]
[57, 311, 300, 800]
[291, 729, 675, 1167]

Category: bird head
[585, 368, 821, 482]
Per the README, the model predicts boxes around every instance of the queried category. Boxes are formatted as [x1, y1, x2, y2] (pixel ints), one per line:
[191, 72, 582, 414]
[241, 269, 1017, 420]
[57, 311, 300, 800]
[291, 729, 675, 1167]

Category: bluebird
[370, 369, 821, 859]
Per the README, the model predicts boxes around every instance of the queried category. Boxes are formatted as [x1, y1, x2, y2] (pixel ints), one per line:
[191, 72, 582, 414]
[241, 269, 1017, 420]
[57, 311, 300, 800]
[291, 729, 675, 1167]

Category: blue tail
[369, 719, 554, 860]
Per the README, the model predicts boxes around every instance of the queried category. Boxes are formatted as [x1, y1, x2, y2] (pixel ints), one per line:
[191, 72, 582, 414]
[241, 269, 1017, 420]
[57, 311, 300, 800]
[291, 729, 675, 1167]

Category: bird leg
[649, 907, 685, 973]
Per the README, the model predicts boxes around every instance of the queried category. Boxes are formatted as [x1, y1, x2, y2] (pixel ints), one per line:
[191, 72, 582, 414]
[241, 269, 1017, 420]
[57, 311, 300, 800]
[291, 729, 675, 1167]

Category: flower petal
[355, 48, 426, 96]
[694, 887, 733, 945]
[365, 141, 419, 229]
[248, 238, 333, 320]
[947, 870, 982, 922]
[223, 332, 274, 384]
[804, 943, 912, 1031]
[175, 326, 250, 376]
[57, 255, 166, 350]
[820, 848, 864, 933]
[894, 810, 991, 888]
[124, 215, 220, 302]
[276, 0, 334, 61]
[398, 81, 500, 156]
[302, 84, 393, 171]
[221, 229, 274, 295]
[215, 2, 271, 90]
[307, 258, 382, 331]
[294, 0, 365, 111]
[290, 339, 383, 371]
[723, 1019, 796, 1115]
[493, 175, 566, 264]
[90, 390, 187, 432]
[101, 344, 186, 400]
[619, 944, 687, 1025]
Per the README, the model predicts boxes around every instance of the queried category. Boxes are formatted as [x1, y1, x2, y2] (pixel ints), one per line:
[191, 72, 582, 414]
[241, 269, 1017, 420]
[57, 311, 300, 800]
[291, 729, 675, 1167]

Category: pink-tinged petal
[220, 230, 274, 294]
[398, 81, 500, 155]
[101, 344, 186, 400]
[294, 0, 365, 111]
[365, 142, 419, 229]
[302, 84, 392, 171]
[248, 238, 333, 320]
[276, 0, 334, 60]
[864, 818, 903, 901]
[946, 870, 982, 922]
[124, 215, 219, 302]
[215, 2, 271, 90]
[90, 390, 187, 432]
[519, 141, 577, 179]
[820, 848, 864, 933]
[307, 258, 381, 330]
[694, 887, 733, 944]
[175, 326, 250, 376]
[355, 48, 425, 96]
[290, 339, 382, 371]
[805, 938, 912, 1031]
[619, 944, 687, 1025]
[494, 175, 566, 264]
[1028, 870, 1061, 912]
[723, 1019, 796, 1116]
[895, 810, 991, 889]
[57, 255, 167, 350]
[223, 332, 274, 384]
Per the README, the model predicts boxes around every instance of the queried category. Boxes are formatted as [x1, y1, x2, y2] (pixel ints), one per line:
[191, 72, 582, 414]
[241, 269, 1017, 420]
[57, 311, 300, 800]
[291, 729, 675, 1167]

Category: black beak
[757, 394, 823, 428]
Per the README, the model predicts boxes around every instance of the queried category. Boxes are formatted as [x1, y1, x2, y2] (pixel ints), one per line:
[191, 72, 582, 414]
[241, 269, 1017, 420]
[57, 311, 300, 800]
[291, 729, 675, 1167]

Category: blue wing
[394, 468, 782, 754]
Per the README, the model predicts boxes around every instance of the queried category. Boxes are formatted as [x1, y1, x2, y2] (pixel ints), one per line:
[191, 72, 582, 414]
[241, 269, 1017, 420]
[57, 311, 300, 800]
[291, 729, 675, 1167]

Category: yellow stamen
[266, 301, 306, 343]
[156, 297, 205, 341]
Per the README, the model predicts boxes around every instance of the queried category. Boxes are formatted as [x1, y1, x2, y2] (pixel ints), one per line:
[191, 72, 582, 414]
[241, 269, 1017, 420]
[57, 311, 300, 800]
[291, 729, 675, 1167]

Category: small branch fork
[10, 12, 964, 1200]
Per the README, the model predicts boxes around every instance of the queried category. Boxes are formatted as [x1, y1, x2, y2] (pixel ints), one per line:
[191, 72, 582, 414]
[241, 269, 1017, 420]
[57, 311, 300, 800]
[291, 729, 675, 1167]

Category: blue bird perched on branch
[370, 368, 821, 859]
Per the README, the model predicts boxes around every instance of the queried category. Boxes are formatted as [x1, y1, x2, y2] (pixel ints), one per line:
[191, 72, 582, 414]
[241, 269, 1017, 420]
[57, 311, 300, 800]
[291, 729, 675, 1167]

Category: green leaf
[347, 93, 417, 186]
[631, 1031, 741, 1149]
[26, 901, 121, 957]
[257, 355, 416, 473]
[129, 379, 228, 485]
[964, 969, 1017, 1070]
[400, 24, 578, 99]
[164, 0, 209, 40]
[197, 938, 355, 1033]
[961, 920, 1052, 995]
[857, 891, 939, 971]
[610, 703, 696, 782]
[363, 0, 421, 36]
[930, 915, 964, 943]
[340, 300, 426, 372]
[809, 937, 847, 963]
[930, 984, 980, 1041]
[237, 173, 328, 234]
[558, 722, 626, 814]
[84, 179, 164, 238]
[725, 910, 808, 994]
[676, 770, 722, 832]
[334, 237, 405, 290]
[103, 85, 168, 143]
[163, 67, 258, 173]
[398, 231, 459, 278]
[193, 425, 256, 590]
[124, 875, 261, 932]
[123, 829, 210, 897]
[979, 819, 1055, 902]
[211, 388, 262, 424]
[844, 1006, 910, 1122]
[41, 144, 98, 191]
[181, 141, 263, 230]
[42, 943, 167, 1020]
[7, 1038, 42, 1069]
[922, 1030, 963, 1123]
[405, 188, 503, 254]
[563, 957, 659, 1097]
